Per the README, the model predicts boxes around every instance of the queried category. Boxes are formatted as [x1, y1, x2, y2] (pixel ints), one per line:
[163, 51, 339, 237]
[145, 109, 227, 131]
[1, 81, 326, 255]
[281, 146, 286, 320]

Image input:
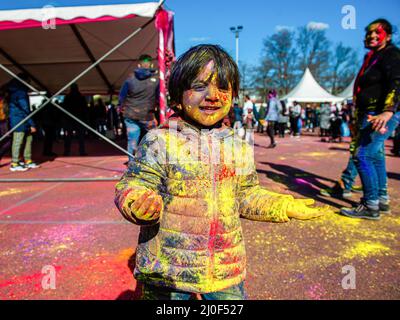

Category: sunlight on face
[365, 23, 391, 50]
[182, 60, 232, 127]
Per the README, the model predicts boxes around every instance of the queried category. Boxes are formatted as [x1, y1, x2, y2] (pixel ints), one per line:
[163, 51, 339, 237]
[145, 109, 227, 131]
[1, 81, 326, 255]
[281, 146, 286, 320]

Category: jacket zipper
[207, 134, 217, 288]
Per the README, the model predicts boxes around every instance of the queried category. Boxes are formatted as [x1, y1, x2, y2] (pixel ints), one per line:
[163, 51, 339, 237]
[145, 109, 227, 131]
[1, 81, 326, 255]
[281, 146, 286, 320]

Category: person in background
[106, 101, 119, 139]
[265, 89, 280, 148]
[242, 95, 253, 122]
[119, 54, 159, 163]
[244, 107, 254, 144]
[277, 100, 289, 138]
[233, 102, 243, 133]
[329, 104, 343, 143]
[319, 102, 331, 142]
[257, 102, 266, 133]
[0, 87, 11, 162]
[93, 97, 107, 135]
[39, 95, 60, 157]
[289, 101, 301, 137]
[63, 83, 88, 156]
[7, 73, 40, 171]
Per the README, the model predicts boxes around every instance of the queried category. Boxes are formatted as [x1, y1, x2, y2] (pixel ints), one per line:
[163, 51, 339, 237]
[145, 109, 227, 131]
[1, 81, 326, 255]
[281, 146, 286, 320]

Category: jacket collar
[162, 116, 234, 139]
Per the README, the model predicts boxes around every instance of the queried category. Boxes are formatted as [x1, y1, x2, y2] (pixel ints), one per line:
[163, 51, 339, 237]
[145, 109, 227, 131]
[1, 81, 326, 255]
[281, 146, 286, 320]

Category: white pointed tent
[281, 68, 344, 103]
[337, 78, 355, 100]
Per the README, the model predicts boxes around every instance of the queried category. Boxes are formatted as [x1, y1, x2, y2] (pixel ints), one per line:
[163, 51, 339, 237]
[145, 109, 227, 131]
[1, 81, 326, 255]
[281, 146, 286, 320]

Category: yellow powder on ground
[343, 241, 390, 259]
[0, 188, 22, 197]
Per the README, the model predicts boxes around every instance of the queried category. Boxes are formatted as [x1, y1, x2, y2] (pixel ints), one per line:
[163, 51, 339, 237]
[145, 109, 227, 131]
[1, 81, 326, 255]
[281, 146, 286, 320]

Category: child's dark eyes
[191, 84, 207, 91]
[191, 83, 231, 93]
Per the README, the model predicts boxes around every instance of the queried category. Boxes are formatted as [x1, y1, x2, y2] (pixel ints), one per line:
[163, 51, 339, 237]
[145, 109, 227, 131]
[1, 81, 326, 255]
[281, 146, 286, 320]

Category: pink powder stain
[294, 178, 312, 186]
[306, 283, 326, 300]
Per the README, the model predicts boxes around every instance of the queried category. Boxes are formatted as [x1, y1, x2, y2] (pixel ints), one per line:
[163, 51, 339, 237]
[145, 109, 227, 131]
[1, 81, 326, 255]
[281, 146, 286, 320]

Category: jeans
[341, 154, 358, 191]
[141, 282, 246, 300]
[124, 119, 148, 162]
[11, 131, 32, 163]
[353, 111, 400, 208]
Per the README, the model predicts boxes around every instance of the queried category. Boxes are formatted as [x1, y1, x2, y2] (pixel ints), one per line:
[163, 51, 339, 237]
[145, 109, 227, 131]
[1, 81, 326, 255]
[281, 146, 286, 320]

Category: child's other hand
[286, 198, 324, 220]
[129, 190, 163, 221]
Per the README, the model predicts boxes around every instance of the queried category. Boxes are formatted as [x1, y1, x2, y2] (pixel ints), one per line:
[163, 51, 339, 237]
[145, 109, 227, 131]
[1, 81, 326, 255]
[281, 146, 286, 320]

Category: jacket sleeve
[17, 95, 35, 128]
[383, 48, 400, 113]
[118, 80, 129, 105]
[115, 131, 166, 225]
[237, 143, 293, 222]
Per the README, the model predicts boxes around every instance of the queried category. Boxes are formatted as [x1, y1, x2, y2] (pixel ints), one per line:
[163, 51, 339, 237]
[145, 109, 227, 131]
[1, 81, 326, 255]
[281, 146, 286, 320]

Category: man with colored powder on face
[115, 45, 326, 300]
[340, 19, 400, 220]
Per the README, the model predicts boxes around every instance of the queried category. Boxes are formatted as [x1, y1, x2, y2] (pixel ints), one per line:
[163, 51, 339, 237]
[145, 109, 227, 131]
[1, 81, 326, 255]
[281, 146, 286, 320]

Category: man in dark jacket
[340, 19, 400, 220]
[7, 74, 40, 171]
[119, 54, 159, 163]
[63, 83, 88, 156]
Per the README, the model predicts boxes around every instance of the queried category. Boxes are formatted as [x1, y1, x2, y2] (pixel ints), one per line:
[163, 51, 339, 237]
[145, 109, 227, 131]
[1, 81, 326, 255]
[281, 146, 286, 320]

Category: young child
[115, 44, 324, 300]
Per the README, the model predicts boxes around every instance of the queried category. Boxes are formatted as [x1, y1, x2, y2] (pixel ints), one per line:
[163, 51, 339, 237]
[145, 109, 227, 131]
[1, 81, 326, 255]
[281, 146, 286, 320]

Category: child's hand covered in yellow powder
[128, 189, 163, 222]
[286, 198, 325, 220]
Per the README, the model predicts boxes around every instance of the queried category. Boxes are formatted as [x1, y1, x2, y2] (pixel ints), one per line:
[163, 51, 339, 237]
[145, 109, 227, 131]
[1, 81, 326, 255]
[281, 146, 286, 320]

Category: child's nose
[205, 85, 219, 102]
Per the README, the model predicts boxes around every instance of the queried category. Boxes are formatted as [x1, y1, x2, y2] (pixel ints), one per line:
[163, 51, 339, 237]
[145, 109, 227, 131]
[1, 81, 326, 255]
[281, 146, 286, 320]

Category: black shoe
[267, 143, 277, 148]
[340, 203, 380, 220]
[320, 181, 352, 198]
[379, 202, 391, 214]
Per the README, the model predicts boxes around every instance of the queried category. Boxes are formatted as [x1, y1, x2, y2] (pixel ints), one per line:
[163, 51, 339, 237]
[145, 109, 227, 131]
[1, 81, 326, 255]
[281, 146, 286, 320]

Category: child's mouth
[199, 106, 221, 114]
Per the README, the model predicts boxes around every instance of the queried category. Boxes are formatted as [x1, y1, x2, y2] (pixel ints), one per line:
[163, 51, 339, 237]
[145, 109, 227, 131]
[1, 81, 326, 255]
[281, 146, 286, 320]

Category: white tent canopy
[337, 78, 355, 99]
[281, 68, 344, 104]
[0, 1, 171, 95]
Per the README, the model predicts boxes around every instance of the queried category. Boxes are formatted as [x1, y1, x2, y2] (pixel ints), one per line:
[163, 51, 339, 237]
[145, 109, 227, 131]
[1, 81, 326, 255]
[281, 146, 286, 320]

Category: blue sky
[2, 0, 400, 67]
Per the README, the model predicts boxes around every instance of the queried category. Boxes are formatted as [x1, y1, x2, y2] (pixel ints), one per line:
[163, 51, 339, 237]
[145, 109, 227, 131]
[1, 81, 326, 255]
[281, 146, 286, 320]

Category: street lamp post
[230, 25, 243, 66]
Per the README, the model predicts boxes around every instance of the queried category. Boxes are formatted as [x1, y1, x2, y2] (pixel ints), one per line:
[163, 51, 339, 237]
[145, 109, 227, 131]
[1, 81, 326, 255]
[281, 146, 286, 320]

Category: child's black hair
[168, 44, 240, 108]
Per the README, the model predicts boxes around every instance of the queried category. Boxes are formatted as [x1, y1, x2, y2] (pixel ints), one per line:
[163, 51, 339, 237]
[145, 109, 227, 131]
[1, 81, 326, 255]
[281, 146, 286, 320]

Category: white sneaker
[25, 161, 40, 169]
[10, 163, 28, 172]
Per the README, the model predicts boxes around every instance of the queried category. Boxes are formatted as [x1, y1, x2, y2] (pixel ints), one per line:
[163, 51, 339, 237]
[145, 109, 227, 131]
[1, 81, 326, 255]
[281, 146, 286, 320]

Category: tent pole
[70, 24, 113, 93]
[0, 48, 49, 93]
[0, 15, 155, 149]
[0, 67, 132, 156]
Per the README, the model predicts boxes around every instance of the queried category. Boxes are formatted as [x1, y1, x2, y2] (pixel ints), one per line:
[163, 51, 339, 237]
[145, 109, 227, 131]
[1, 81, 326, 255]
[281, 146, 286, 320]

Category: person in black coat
[340, 19, 400, 220]
[63, 83, 88, 156]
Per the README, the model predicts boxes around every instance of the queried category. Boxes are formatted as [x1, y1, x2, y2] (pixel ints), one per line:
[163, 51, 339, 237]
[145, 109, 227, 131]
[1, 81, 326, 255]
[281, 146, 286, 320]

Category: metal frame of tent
[0, 1, 175, 183]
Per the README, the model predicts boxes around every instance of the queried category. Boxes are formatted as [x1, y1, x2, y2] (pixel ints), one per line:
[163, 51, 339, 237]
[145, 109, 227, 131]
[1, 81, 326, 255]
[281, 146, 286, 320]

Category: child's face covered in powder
[181, 60, 232, 127]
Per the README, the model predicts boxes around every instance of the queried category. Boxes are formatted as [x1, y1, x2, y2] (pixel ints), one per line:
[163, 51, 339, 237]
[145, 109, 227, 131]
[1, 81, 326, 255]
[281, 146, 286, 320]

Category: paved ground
[0, 132, 399, 300]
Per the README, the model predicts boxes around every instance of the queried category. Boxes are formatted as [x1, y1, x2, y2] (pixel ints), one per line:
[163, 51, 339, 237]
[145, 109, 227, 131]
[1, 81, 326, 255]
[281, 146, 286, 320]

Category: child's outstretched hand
[286, 198, 325, 220]
[129, 189, 163, 222]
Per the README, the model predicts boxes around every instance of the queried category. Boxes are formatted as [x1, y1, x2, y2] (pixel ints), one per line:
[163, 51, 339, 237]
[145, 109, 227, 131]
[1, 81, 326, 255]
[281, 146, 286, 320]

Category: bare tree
[255, 29, 298, 96]
[297, 26, 331, 87]
[328, 42, 358, 94]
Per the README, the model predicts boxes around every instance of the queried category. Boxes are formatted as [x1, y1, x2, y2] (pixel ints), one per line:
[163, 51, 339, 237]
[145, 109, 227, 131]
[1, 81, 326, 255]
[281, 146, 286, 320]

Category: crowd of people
[0, 81, 130, 170]
[227, 95, 359, 147]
